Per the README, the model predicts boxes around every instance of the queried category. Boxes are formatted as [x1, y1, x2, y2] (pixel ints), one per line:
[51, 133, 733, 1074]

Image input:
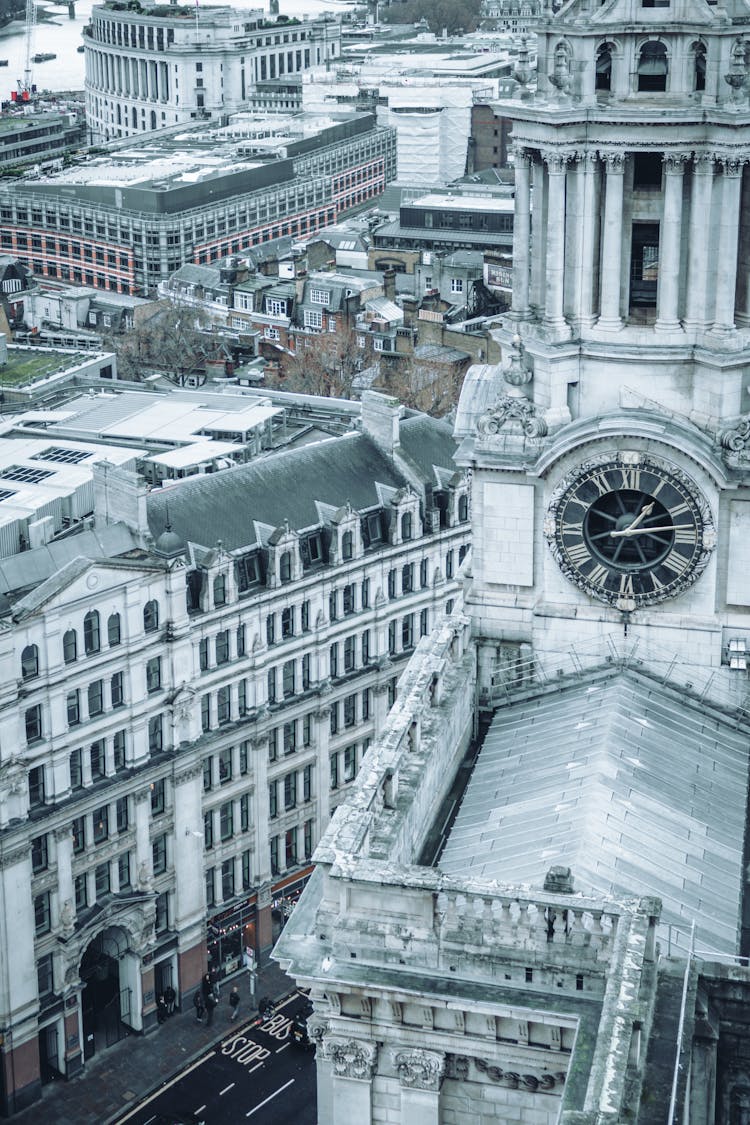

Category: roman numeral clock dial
[544, 453, 716, 608]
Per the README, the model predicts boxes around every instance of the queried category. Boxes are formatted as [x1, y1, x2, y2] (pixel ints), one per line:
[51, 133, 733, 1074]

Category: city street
[112, 992, 316, 1125]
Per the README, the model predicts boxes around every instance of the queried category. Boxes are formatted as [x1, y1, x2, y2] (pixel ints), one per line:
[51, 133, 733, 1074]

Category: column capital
[392, 1048, 445, 1092]
[720, 155, 746, 176]
[693, 152, 716, 174]
[574, 150, 598, 171]
[323, 1036, 378, 1080]
[663, 152, 690, 174]
[600, 150, 625, 173]
[511, 144, 532, 168]
[542, 150, 572, 174]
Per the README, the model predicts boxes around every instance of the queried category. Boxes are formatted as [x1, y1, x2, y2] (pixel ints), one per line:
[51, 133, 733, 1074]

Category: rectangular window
[301, 600, 310, 632]
[205, 867, 215, 908]
[118, 852, 131, 890]
[283, 660, 295, 698]
[26, 704, 42, 744]
[90, 739, 106, 780]
[113, 730, 126, 772]
[450, 277, 464, 293]
[302, 653, 311, 691]
[420, 558, 428, 588]
[150, 778, 166, 815]
[266, 297, 286, 316]
[37, 953, 54, 997]
[330, 643, 338, 679]
[330, 701, 339, 735]
[304, 309, 323, 329]
[156, 891, 169, 933]
[146, 657, 161, 694]
[95, 862, 111, 899]
[218, 747, 232, 784]
[93, 805, 109, 844]
[388, 620, 396, 655]
[330, 753, 339, 790]
[283, 721, 296, 755]
[236, 623, 246, 657]
[388, 570, 397, 599]
[362, 688, 371, 720]
[630, 222, 660, 308]
[31, 833, 48, 874]
[215, 630, 230, 665]
[361, 630, 370, 666]
[402, 563, 414, 593]
[285, 828, 297, 867]
[269, 780, 278, 819]
[74, 875, 88, 911]
[270, 836, 279, 875]
[28, 764, 45, 806]
[281, 607, 294, 638]
[116, 796, 128, 833]
[148, 714, 163, 754]
[239, 741, 250, 775]
[344, 694, 356, 728]
[217, 685, 231, 725]
[303, 713, 312, 746]
[420, 608, 429, 637]
[220, 802, 234, 841]
[329, 590, 337, 621]
[201, 694, 211, 733]
[446, 550, 454, 579]
[72, 815, 85, 854]
[111, 671, 124, 708]
[67, 689, 80, 726]
[304, 819, 313, 860]
[344, 745, 357, 782]
[240, 793, 250, 831]
[361, 577, 370, 607]
[242, 850, 252, 890]
[204, 809, 214, 849]
[88, 680, 104, 717]
[268, 667, 277, 704]
[266, 614, 276, 646]
[268, 728, 278, 762]
[303, 764, 312, 802]
[344, 635, 356, 673]
[284, 771, 297, 810]
[199, 638, 209, 671]
[402, 614, 414, 650]
[152, 834, 167, 875]
[342, 583, 355, 615]
[222, 859, 235, 900]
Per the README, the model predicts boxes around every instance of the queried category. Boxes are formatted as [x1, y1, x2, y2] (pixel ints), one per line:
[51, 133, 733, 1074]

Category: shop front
[207, 897, 257, 982]
[271, 869, 313, 945]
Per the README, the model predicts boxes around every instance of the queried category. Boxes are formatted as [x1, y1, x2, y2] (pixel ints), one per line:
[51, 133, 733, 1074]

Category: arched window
[63, 628, 77, 664]
[83, 610, 100, 655]
[458, 494, 469, 522]
[401, 512, 412, 541]
[637, 41, 668, 92]
[341, 531, 353, 560]
[143, 600, 159, 633]
[693, 42, 706, 92]
[279, 552, 292, 584]
[214, 574, 226, 607]
[21, 644, 39, 680]
[595, 42, 613, 91]
[108, 612, 121, 647]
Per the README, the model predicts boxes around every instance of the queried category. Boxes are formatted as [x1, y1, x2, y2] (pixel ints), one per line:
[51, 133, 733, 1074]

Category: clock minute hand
[609, 500, 654, 538]
[611, 523, 675, 538]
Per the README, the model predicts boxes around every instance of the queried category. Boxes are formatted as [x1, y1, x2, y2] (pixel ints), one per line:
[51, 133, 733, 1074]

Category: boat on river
[32, 52, 57, 63]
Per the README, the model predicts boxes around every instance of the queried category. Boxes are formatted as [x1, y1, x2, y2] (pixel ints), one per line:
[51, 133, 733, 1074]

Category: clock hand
[610, 523, 675, 538]
[620, 500, 654, 534]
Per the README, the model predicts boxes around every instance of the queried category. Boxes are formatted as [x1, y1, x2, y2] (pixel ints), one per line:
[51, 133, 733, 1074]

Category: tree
[272, 325, 364, 399]
[106, 301, 218, 386]
[378, 357, 466, 417]
[381, 0, 483, 35]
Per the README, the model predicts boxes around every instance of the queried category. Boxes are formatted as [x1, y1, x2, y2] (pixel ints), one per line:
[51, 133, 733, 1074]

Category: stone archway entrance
[80, 926, 132, 1060]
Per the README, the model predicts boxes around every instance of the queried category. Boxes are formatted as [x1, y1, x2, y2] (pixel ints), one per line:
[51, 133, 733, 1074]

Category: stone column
[510, 146, 531, 319]
[655, 153, 688, 332]
[323, 1037, 377, 1125]
[134, 788, 152, 888]
[575, 151, 599, 328]
[713, 157, 744, 332]
[543, 152, 568, 330]
[55, 825, 75, 932]
[684, 154, 715, 330]
[597, 151, 625, 330]
[392, 1049, 445, 1125]
[529, 153, 546, 314]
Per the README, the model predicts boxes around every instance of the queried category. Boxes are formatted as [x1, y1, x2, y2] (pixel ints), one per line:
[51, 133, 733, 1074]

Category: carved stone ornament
[719, 416, 750, 454]
[60, 899, 75, 937]
[477, 394, 548, 440]
[323, 1036, 377, 1080]
[392, 1049, 445, 1091]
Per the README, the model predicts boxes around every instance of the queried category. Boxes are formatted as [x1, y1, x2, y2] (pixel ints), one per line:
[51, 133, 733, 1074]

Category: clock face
[545, 452, 715, 607]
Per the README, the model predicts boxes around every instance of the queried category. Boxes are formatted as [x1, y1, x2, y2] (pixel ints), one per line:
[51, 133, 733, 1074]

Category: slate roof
[147, 421, 457, 551]
[439, 667, 750, 956]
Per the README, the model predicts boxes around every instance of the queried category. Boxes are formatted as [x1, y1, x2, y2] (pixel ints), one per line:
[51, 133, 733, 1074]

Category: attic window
[0, 465, 53, 484]
[300, 533, 324, 570]
[235, 552, 262, 592]
[310, 288, 331, 304]
[362, 511, 385, 548]
[32, 447, 93, 465]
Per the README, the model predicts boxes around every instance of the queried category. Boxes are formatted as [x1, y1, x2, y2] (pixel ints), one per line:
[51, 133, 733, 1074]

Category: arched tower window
[637, 41, 668, 92]
[595, 43, 613, 91]
[692, 42, 706, 92]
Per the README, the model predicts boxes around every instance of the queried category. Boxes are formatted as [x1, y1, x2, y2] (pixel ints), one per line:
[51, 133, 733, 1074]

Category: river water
[0, 0, 355, 98]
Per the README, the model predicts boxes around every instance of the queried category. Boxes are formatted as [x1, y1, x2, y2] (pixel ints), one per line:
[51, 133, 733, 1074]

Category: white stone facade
[84, 2, 341, 143]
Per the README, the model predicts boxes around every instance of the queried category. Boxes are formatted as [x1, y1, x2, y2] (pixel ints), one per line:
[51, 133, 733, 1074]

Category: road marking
[275, 1044, 289, 1054]
[143, 1117, 157, 1125]
[114, 1054, 212, 1122]
[220, 1083, 235, 1096]
[248, 1060, 265, 1074]
[194, 1107, 206, 1115]
[246, 1079, 295, 1117]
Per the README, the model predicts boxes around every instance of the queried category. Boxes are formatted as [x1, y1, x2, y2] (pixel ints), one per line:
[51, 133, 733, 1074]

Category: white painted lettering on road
[221, 1033, 271, 1067]
[246, 1079, 295, 1117]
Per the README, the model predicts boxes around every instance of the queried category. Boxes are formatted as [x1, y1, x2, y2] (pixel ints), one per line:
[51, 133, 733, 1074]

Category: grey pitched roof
[398, 414, 458, 488]
[147, 427, 455, 551]
[439, 667, 750, 956]
[0, 523, 140, 604]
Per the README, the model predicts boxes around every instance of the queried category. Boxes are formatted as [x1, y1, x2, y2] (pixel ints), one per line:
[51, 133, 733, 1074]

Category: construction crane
[19, 0, 35, 101]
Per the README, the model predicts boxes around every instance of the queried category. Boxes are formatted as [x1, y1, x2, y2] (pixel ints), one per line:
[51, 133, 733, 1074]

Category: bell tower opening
[637, 42, 668, 92]
[629, 222, 660, 316]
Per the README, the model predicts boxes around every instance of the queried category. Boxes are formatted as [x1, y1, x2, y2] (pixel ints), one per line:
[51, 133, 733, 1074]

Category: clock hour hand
[618, 500, 654, 535]
[610, 523, 674, 538]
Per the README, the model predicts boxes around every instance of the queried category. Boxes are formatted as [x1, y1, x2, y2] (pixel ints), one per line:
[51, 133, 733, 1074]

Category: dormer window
[362, 511, 385, 548]
[310, 287, 331, 304]
[279, 551, 292, 583]
[342, 530, 353, 560]
[638, 42, 668, 92]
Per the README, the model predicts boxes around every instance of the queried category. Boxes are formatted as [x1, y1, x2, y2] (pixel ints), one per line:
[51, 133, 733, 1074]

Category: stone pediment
[12, 556, 165, 621]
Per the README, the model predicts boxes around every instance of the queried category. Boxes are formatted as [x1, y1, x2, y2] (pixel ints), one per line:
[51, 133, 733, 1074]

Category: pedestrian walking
[193, 990, 205, 1024]
[156, 994, 168, 1024]
[205, 990, 217, 1027]
[229, 985, 240, 1021]
[201, 972, 213, 1004]
[210, 966, 220, 1000]
[164, 985, 176, 1016]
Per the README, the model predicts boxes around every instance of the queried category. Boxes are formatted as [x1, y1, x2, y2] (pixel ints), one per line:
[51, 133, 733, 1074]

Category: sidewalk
[10, 960, 295, 1125]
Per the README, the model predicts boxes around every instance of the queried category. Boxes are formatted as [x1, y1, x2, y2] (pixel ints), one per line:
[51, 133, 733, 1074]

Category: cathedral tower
[456, 0, 750, 678]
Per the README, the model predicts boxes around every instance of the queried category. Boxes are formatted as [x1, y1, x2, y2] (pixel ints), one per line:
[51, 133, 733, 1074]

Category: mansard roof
[439, 666, 750, 956]
[147, 417, 457, 552]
